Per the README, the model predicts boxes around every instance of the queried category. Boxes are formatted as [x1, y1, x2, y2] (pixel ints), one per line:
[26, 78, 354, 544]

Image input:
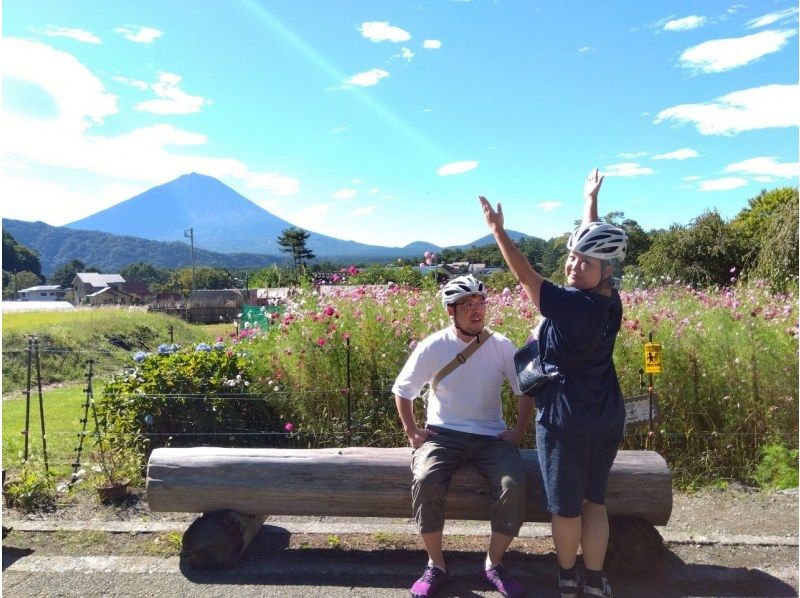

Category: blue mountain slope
[65, 173, 442, 257]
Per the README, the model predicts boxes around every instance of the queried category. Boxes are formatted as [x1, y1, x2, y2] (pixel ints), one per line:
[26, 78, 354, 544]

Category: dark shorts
[536, 421, 622, 518]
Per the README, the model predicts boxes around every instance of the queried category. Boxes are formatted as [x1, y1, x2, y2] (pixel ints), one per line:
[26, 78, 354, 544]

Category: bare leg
[579, 501, 609, 571]
[421, 530, 446, 569]
[487, 531, 515, 567]
[551, 514, 582, 569]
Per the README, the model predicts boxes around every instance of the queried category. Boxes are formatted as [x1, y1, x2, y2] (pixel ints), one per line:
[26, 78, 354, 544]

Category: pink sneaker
[411, 565, 449, 597]
[483, 564, 526, 597]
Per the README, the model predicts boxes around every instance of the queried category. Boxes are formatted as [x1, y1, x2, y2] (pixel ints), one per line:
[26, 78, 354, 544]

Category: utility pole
[184, 228, 196, 292]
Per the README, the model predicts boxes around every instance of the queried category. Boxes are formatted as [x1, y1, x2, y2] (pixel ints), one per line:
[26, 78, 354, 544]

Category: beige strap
[430, 328, 494, 392]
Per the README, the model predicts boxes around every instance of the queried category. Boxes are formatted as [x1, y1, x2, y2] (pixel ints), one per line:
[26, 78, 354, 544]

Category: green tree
[2, 232, 42, 277]
[731, 187, 799, 291]
[162, 267, 236, 295]
[2, 270, 44, 297]
[277, 227, 315, 270]
[48, 259, 101, 287]
[638, 210, 745, 287]
[120, 262, 171, 289]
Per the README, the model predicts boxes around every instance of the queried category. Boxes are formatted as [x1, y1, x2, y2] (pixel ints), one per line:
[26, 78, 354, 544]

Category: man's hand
[583, 168, 604, 201]
[479, 196, 504, 233]
[497, 427, 526, 447]
[406, 426, 437, 449]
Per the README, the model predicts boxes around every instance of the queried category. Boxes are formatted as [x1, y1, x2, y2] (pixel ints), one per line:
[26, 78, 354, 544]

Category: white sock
[428, 560, 446, 572]
[485, 554, 497, 570]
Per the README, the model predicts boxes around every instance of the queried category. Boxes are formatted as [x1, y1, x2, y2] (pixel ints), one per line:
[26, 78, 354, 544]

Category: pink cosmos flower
[316, 338, 326, 347]
[284, 422, 294, 432]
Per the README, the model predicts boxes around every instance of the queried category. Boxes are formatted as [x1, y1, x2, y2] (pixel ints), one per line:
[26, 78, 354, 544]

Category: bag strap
[430, 328, 494, 391]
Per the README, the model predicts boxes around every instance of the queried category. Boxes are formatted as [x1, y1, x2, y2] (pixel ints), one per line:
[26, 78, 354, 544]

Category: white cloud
[2, 38, 118, 134]
[352, 205, 376, 216]
[682, 175, 702, 181]
[655, 84, 800, 135]
[578, 46, 593, 53]
[0, 38, 299, 201]
[747, 7, 799, 29]
[536, 201, 562, 212]
[345, 69, 389, 87]
[359, 21, 411, 43]
[113, 76, 148, 90]
[293, 203, 331, 228]
[724, 156, 799, 179]
[245, 172, 300, 196]
[115, 25, 163, 43]
[652, 148, 699, 160]
[437, 160, 478, 176]
[751, 176, 775, 183]
[679, 29, 796, 73]
[664, 16, 707, 31]
[619, 151, 649, 159]
[333, 188, 357, 199]
[602, 163, 655, 177]
[369, 187, 380, 194]
[699, 177, 747, 191]
[423, 39, 442, 49]
[332, 126, 347, 134]
[37, 26, 101, 44]
[351, 178, 363, 185]
[135, 71, 211, 115]
[399, 47, 414, 61]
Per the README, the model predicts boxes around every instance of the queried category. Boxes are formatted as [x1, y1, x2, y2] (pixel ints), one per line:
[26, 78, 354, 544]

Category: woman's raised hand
[583, 168, 604, 200]
[479, 195, 504, 232]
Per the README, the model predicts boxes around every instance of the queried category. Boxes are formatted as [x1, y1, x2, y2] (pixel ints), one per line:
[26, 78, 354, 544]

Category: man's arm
[395, 395, 436, 449]
[497, 394, 535, 446]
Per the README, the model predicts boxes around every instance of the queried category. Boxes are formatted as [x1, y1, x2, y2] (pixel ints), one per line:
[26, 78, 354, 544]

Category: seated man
[393, 275, 534, 598]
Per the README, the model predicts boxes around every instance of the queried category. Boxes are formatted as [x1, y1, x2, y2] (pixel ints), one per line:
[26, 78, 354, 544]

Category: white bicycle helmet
[441, 275, 487, 307]
[566, 221, 628, 261]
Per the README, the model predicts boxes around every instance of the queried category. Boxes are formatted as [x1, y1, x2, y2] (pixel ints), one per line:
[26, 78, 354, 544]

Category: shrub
[4, 460, 57, 513]
[100, 343, 282, 453]
[753, 444, 799, 489]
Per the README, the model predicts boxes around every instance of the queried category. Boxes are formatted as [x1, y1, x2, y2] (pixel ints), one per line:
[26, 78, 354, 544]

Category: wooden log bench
[146, 447, 672, 571]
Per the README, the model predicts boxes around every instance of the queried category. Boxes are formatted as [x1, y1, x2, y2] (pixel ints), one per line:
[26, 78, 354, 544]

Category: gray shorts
[410, 425, 526, 536]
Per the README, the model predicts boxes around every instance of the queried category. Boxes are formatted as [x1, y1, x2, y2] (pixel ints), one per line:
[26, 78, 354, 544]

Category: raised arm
[479, 196, 545, 309]
[582, 168, 604, 226]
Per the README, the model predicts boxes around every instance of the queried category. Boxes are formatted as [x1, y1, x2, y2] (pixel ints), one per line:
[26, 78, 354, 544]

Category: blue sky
[2, 1, 798, 249]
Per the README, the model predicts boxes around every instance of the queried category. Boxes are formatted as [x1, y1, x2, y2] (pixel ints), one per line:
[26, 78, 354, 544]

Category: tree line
[3, 186, 797, 298]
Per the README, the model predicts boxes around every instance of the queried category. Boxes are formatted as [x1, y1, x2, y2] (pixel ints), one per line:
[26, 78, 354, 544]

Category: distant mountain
[2, 219, 279, 276]
[6, 173, 535, 274]
[65, 173, 442, 258]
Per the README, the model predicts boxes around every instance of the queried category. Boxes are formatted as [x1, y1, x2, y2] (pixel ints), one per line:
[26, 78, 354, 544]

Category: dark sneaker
[411, 565, 449, 598]
[558, 572, 582, 597]
[483, 564, 526, 597]
[583, 575, 613, 597]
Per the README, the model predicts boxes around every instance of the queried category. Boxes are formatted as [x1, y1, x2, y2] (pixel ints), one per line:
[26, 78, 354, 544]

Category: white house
[17, 285, 68, 302]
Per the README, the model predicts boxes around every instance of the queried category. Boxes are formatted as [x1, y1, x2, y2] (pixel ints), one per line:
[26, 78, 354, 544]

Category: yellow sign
[644, 342, 662, 373]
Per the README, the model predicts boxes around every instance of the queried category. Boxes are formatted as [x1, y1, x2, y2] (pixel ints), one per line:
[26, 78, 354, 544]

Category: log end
[180, 510, 247, 569]
[605, 516, 667, 577]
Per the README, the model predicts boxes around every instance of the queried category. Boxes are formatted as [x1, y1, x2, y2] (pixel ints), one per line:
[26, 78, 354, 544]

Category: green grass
[2, 308, 238, 394]
[2, 382, 103, 478]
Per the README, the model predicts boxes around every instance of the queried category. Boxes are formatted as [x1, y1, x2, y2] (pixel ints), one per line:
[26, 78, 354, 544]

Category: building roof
[19, 285, 64, 293]
[73, 272, 125, 287]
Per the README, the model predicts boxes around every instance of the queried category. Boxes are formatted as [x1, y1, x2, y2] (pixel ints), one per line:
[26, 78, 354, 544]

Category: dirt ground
[3, 483, 798, 597]
[7, 481, 797, 540]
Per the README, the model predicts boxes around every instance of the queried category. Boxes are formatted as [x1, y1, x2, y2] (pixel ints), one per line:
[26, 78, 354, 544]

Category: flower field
[102, 280, 798, 489]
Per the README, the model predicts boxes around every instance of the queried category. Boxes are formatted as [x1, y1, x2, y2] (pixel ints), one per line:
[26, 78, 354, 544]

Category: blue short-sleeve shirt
[536, 279, 625, 431]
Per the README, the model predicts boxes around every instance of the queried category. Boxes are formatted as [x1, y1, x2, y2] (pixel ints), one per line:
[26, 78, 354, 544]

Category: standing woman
[479, 169, 628, 598]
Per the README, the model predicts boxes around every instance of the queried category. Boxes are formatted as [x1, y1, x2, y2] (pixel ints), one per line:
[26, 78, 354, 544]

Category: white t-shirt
[392, 327, 522, 437]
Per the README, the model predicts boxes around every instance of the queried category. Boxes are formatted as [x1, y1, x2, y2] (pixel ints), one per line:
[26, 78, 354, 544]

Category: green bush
[4, 460, 57, 513]
[753, 444, 798, 489]
[100, 344, 282, 453]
